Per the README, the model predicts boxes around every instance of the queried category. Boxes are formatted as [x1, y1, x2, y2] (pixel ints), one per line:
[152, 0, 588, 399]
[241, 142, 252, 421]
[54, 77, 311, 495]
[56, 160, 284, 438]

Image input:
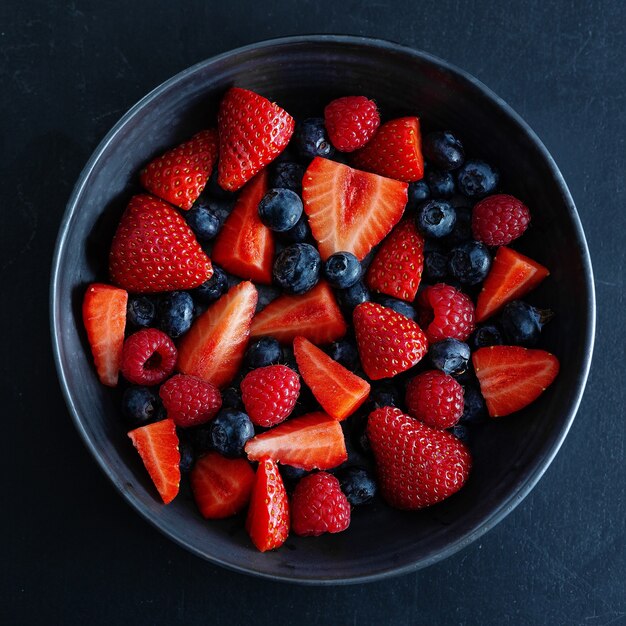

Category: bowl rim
[50, 34, 596, 585]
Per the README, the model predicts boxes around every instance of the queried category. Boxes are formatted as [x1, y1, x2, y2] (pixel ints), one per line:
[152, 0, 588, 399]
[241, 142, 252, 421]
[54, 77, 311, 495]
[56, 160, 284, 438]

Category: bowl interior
[51, 36, 593, 583]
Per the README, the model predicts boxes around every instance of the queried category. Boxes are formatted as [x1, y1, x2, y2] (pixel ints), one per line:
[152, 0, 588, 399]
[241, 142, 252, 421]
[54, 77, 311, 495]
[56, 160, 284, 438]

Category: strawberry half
[250, 281, 347, 345]
[472, 346, 560, 417]
[140, 129, 218, 210]
[211, 170, 274, 284]
[352, 117, 424, 182]
[218, 87, 295, 191]
[476, 247, 550, 322]
[109, 194, 213, 293]
[302, 157, 408, 261]
[366, 219, 424, 301]
[293, 336, 370, 421]
[82, 283, 128, 387]
[128, 418, 180, 504]
[177, 281, 258, 388]
[245, 412, 347, 471]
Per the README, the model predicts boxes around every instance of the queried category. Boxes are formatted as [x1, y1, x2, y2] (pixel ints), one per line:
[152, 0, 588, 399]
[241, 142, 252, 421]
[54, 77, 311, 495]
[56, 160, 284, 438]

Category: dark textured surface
[2, 1, 624, 624]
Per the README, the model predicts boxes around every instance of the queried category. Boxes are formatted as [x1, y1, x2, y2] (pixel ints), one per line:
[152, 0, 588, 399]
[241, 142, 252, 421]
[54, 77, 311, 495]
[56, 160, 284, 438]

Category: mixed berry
[81, 86, 560, 553]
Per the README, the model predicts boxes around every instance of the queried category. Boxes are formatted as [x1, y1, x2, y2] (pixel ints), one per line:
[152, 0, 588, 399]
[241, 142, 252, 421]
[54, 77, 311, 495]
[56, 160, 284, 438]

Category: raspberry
[240, 365, 300, 427]
[291, 472, 351, 536]
[405, 370, 464, 429]
[324, 96, 380, 152]
[472, 194, 530, 246]
[159, 374, 222, 428]
[418, 283, 475, 343]
[120, 328, 177, 385]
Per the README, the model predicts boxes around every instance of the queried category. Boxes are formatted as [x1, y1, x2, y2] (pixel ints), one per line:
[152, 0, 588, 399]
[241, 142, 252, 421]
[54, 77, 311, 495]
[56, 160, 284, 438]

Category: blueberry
[426, 168, 456, 198]
[471, 324, 504, 349]
[185, 205, 221, 241]
[205, 169, 238, 201]
[127, 296, 156, 328]
[371, 383, 401, 408]
[178, 438, 196, 473]
[255, 284, 280, 313]
[122, 386, 161, 427]
[324, 252, 362, 289]
[430, 339, 471, 376]
[221, 387, 244, 411]
[360, 248, 377, 273]
[327, 338, 360, 371]
[459, 384, 487, 424]
[423, 251, 449, 282]
[194, 265, 228, 304]
[423, 131, 465, 171]
[337, 280, 371, 311]
[416, 200, 457, 238]
[407, 180, 431, 210]
[336, 467, 377, 506]
[295, 118, 334, 159]
[258, 188, 304, 232]
[449, 424, 470, 443]
[442, 206, 473, 248]
[208, 409, 255, 458]
[245, 337, 282, 369]
[500, 300, 553, 346]
[157, 291, 194, 338]
[456, 159, 499, 199]
[280, 465, 308, 493]
[273, 243, 321, 294]
[271, 161, 305, 192]
[448, 241, 492, 285]
[281, 346, 299, 372]
[279, 213, 312, 244]
[375, 296, 417, 320]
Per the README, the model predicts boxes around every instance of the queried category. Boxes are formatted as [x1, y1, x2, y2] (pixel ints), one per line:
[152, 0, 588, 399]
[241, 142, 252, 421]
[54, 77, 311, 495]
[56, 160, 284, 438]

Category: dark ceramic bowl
[50, 35, 595, 584]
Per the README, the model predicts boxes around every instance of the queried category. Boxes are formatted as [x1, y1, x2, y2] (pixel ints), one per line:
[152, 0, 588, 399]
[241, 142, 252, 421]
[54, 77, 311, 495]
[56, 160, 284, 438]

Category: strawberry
[293, 336, 370, 421]
[472, 346, 560, 417]
[139, 130, 218, 210]
[127, 418, 180, 504]
[245, 412, 347, 471]
[366, 219, 424, 301]
[190, 452, 255, 519]
[353, 302, 428, 380]
[323, 96, 380, 152]
[301, 157, 408, 261]
[418, 283, 475, 343]
[217, 87, 295, 191]
[109, 194, 213, 293]
[352, 117, 424, 182]
[159, 374, 222, 428]
[476, 247, 550, 322]
[211, 170, 275, 284]
[246, 457, 290, 552]
[367, 407, 471, 509]
[250, 281, 347, 345]
[177, 281, 258, 388]
[82, 283, 128, 387]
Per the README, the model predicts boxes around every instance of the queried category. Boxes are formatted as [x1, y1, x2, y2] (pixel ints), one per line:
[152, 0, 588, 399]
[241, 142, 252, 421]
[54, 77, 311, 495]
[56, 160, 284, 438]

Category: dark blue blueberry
[442, 206, 473, 248]
[245, 337, 283, 369]
[449, 424, 470, 443]
[258, 188, 304, 232]
[456, 159, 499, 199]
[205, 169, 238, 201]
[430, 339, 471, 376]
[471, 324, 504, 349]
[208, 409, 255, 458]
[255, 284, 280, 313]
[127, 296, 156, 328]
[281, 346, 299, 373]
[371, 383, 401, 408]
[280, 465, 308, 493]
[279, 213, 312, 244]
[416, 199, 456, 238]
[185, 205, 221, 241]
[423, 251, 449, 282]
[122, 386, 161, 427]
[448, 240, 492, 285]
[336, 467, 377, 506]
[271, 161, 305, 192]
[500, 300, 553, 347]
[194, 265, 228, 304]
[327, 338, 360, 371]
[157, 291, 194, 338]
[221, 387, 244, 411]
[294, 118, 334, 159]
[407, 180, 431, 211]
[459, 384, 487, 424]
[375, 296, 417, 320]
[426, 168, 456, 198]
[273, 243, 321, 294]
[423, 131, 465, 171]
[360, 248, 377, 273]
[178, 438, 195, 473]
[337, 280, 371, 311]
[324, 251, 362, 289]
[225, 272, 242, 289]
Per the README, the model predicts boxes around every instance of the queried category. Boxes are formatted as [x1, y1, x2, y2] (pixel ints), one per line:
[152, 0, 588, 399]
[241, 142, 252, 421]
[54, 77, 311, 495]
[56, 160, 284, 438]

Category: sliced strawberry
[250, 281, 347, 345]
[472, 346, 560, 417]
[127, 418, 180, 504]
[140, 129, 218, 210]
[211, 170, 274, 284]
[352, 117, 424, 182]
[293, 336, 370, 421]
[190, 452, 255, 519]
[301, 157, 408, 261]
[366, 219, 424, 301]
[177, 281, 258, 388]
[476, 247, 550, 322]
[245, 412, 347, 471]
[82, 283, 128, 387]
[218, 87, 295, 191]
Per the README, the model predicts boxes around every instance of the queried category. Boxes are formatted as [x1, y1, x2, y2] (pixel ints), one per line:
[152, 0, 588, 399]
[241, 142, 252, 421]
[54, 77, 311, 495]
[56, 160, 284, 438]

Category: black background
[2, 1, 625, 624]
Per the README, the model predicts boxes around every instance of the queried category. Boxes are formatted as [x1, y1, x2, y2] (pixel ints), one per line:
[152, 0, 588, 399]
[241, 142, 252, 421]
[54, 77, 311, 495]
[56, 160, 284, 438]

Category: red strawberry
[476, 247, 549, 322]
[353, 302, 428, 380]
[418, 283, 475, 343]
[217, 87, 295, 191]
[366, 219, 424, 301]
[367, 407, 471, 509]
[324, 96, 380, 152]
[472, 346, 560, 417]
[159, 374, 222, 428]
[240, 365, 300, 427]
[177, 281, 258, 388]
[302, 157, 408, 261]
[250, 281, 347, 345]
[472, 194, 531, 247]
[211, 170, 274, 284]
[405, 370, 464, 429]
[352, 117, 424, 182]
[293, 336, 370, 421]
[246, 457, 290, 552]
[82, 283, 128, 387]
[128, 418, 180, 504]
[190, 452, 255, 519]
[291, 472, 351, 537]
[140, 130, 218, 210]
[121, 328, 177, 386]
[245, 412, 347, 471]
[109, 194, 213, 293]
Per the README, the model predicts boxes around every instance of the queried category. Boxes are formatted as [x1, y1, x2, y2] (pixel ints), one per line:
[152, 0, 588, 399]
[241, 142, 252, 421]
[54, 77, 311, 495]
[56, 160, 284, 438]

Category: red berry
[121, 328, 177, 386]
[324, 96, 380, 152]
[472, 194, 531, 247]
[405, 370, 464, 429]
[291, 472, 351, 537]
[240, 365, 300, 428]
[418, 283, 475, 343]
[159, 374, 222, 428]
